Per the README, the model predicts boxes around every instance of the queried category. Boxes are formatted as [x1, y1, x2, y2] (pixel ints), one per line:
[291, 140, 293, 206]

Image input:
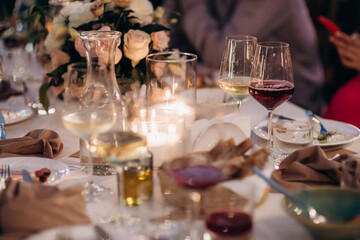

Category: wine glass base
[82, 182, 113, 202]
[102, 211, 143, 228]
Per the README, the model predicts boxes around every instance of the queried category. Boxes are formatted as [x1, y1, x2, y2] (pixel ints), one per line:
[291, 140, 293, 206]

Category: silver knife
[21, 170, 34, 184]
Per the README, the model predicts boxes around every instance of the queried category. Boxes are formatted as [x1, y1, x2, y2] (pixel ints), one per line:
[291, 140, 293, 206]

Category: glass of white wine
[218, 35, 257, 112]
[62, 62, 117, 201]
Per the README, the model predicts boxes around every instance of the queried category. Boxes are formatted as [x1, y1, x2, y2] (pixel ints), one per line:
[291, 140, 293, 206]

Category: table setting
[0, 1, 360, 240]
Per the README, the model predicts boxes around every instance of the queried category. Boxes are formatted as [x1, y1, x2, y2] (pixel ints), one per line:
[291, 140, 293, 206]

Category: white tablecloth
[4, 95, 360, 240]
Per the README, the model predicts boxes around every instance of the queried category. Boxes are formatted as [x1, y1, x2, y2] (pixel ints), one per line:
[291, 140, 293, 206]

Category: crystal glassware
[249, 41, 294, 169]
[218, 35, 257, 113]
[62, 30, 120, 201]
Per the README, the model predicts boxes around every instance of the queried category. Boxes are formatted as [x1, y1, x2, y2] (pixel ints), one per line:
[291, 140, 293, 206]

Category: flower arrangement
[29, 0, 174, 111]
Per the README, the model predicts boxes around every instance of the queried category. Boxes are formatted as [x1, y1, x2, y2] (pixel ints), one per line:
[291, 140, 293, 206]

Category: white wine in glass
[219, 36, 257, 112]
[62, 61, 117, 202]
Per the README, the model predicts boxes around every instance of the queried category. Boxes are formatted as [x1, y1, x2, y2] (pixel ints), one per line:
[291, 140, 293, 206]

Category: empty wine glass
[249, 41, 294, 169]
[218, 35, 257, 113]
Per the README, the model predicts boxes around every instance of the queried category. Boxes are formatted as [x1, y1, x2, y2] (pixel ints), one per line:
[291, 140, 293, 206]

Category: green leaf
[39, 82, 50, 113]
[140, 24, 170, 34]
[34, 13, 41, 26]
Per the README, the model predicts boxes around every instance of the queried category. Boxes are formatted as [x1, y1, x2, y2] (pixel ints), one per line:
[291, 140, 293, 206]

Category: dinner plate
[26, 224, 146, 240]
[0, 102, 33, 125]
[253, 118, 360, 147]
[0, 157, 69, 185]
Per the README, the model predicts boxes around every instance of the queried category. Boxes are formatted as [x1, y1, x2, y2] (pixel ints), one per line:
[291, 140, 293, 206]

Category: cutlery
[21, 169, 34, 184]
[305, 110, 328, 134]
[305, 110, 336, 138]
[252, 166, 329, 224]
[272, 113, 295, 121]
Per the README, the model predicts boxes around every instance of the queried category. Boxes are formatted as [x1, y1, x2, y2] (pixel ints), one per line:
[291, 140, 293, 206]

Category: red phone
[318, 16, 340, 35]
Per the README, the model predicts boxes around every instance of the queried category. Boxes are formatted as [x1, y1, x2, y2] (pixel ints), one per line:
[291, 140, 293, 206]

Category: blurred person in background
[165, 0, 325, 114]
[323, 32, 360, 128]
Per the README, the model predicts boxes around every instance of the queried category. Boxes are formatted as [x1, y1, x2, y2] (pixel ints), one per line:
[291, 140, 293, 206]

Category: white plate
[0, 157, 69, 185]
[253, 119, 360, 147]
[26, 224, 146, 240]
[0, 102, 33, 125]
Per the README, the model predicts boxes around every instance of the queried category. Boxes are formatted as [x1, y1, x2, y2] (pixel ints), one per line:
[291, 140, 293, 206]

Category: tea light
[140, 109, 184, 167]
[153, 100, 195, 127]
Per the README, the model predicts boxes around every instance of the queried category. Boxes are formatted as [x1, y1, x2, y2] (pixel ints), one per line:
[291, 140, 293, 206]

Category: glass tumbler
[273, 120, 313, 168]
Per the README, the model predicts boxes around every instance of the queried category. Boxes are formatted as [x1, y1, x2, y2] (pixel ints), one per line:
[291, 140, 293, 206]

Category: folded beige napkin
[0, 180, 91, 240]
[0, 129, 63, 158]
[271, 146, 355, 191]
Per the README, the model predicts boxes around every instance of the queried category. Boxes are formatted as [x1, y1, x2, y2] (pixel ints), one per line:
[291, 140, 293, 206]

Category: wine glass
[218, 35, 257, 113]
[249, 41, 294, 169]
[62, 62, 116, 201]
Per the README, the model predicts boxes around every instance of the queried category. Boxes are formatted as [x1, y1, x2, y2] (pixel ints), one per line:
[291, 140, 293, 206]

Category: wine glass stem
[85, 140, 94, 185]
[189, 190, 202, 239]
[236, 99, 242, 113]
[268, 110, 274, 151]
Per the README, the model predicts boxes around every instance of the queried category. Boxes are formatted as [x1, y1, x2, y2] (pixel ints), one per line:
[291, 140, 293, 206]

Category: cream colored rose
[112, 0, 132, 8]
[129, 0, 154, 25]
[124, 29, 151, 66]
[50, 50, 70, 69]
[44, 32, 66, 53]
[52, 24, 67, 40]
[68, 2, 98, 28]
[151, 31, 170, 51]
[90, 0, 104, 17]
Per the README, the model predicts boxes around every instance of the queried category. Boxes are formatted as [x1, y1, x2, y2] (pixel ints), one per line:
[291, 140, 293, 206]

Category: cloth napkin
[0, 129, 63, 158]
[0, 180, 91, 240]
[0, 81, 22, 101]
[270, 145, 355, 191]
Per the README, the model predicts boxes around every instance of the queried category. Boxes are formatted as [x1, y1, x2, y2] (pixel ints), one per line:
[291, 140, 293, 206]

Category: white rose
[112, 0, 132, 8]
[55, 2, 83, 23]
[129, 0, 154, 25]
[124, 29, 151, 66]
[44, 32, 66, 53]
[68, 2, 98, 28]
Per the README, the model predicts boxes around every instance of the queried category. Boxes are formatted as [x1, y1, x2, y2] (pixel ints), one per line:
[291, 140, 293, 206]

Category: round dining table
[4, 91, 360, 240]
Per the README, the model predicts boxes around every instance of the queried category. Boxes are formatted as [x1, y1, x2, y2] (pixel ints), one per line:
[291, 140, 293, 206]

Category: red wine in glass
[171, 165, 222, 190]
[249, 80, 294, 110]
[206, 210, 253, 237]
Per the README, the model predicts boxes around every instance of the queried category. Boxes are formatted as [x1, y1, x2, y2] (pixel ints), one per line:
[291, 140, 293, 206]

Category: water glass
[146, 51, 197, 126]
[341, 159, 360, 189]
[273, 120, 313, 169]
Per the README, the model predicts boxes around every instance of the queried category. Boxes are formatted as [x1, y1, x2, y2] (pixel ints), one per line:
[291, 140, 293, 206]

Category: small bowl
[282, 187, 360, 240]
[196, 88, 236, 119]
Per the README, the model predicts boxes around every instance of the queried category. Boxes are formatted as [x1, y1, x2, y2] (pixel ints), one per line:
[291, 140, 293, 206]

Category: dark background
[1, 0, 360, 104]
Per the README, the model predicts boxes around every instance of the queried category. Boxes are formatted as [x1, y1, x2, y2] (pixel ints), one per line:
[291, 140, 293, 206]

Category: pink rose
[150, 62, 166, 79]
[112, 0, 132, 8]
[90, 0, 104, 17]
[75, 37, 86, 57]
[124, 29, 151, 66]
[75, 26, 122, 64]
[151, 31, 170, 51]
[50, 50, 70, 69]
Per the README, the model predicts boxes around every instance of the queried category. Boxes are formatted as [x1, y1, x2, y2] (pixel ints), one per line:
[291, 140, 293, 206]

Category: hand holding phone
[318, 16, 340, 35]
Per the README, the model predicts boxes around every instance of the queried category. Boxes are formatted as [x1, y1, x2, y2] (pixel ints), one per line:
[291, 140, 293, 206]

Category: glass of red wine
[171, 164, 223, 239]
[204, 193, 255, 240]
[249, 41, 294, 169]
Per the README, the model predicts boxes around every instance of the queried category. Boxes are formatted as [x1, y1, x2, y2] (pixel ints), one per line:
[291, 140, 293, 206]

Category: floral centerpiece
[29, 0, 175, 111]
